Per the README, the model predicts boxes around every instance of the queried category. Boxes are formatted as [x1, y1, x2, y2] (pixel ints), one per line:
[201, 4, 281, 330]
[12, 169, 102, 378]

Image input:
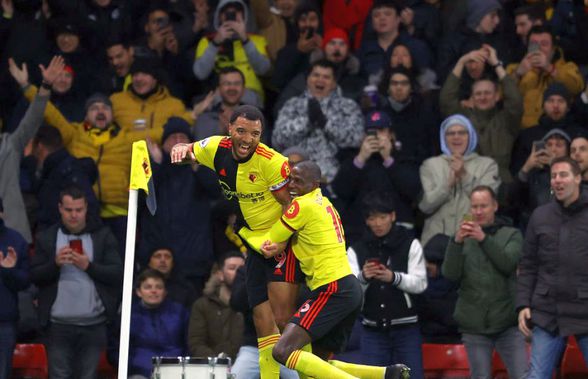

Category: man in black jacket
[30, 186, 122, 379]
[346, 191, 427, 378]
[517, 156, 588, 377]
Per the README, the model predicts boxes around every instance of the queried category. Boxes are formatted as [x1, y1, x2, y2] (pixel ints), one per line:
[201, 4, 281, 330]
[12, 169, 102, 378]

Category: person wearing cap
[110, 57, 193, 144]
[332, 109, 421, 246]
[570, 132, 588, 188]
[506, 25, 584, 128]
[193, 0, 270, 102]
[418, 114, 500, 246]
[442, 185, 527, 379]
[272, 2, 323, 90]
[273, 27, 365, 117]
[140, 117, 220, 295]
[357, 0, 432, 78]
[0, 197, 31, 379]
[440, 43, 523, 183]
[511, 82, 581, 175]
[322, 0, 373, 51]
[437, 0, 508, 82]
[346, 190, 426, 378]
[273, 59, 364, 184]
[3, 56, 63, 244]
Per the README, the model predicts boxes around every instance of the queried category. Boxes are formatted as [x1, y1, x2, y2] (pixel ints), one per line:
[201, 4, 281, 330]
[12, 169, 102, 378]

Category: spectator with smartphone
[506, 25, 584, 128]
[30, 186, 122, 379]
[193, 0, 270, 102]
[510, 82, 581, 176]
[332, 110, 422, 246]
[272, 2, 324, 90]
[510, 128, 571, 231]
[442, 185, 527, 379]
[516, 156, 588, 377]
[346, 191, 427, 378]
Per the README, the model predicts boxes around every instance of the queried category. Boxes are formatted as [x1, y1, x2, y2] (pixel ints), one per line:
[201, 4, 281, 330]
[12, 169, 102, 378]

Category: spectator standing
[2, 56, 62, 243]
[332, 110, 421, 245]
[30, 187, 123, 379]
[570, 133, 588, 186]
[250, 0, 299, 63]
[193, 0, 270, 102]
[105, 39, 135, 94]
[188, 251, 245, 360]
[443, 185, 527, 379]
[418, 114, 500, 245]
[322, 0, 372, 51]
[507, 25, 584, 128]
[511, 5, 545, 63]
[440, 45, 523, 183]
[347, 191, 427, 379]
[273, 59, 364, 183]
[0, 198, 30, 379]
[140, 117, 220, 293]
[517, 157, 588, 377]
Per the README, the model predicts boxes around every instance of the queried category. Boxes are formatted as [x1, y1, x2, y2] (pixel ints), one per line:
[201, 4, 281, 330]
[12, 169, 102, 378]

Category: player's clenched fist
[170, 143, 195, 164]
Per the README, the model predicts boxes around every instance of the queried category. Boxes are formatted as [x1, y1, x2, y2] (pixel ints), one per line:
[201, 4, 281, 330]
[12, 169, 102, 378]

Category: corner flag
[129, 140, 157, 215]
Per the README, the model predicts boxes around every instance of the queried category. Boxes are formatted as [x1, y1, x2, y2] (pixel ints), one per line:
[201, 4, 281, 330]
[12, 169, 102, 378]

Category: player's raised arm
[170, 142, 196, 163]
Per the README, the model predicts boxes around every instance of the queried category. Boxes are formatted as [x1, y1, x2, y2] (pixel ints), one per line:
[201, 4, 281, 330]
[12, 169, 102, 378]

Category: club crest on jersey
[281, 161, 291, 179]
[285, 201, 300, 219]
[199, 138, 210, 148]
[249, 173, 257, 183]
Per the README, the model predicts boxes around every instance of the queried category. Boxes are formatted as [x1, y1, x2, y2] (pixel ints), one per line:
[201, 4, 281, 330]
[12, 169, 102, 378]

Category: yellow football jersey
[192, 136, 290, 230]
[270, 187, 352, 290]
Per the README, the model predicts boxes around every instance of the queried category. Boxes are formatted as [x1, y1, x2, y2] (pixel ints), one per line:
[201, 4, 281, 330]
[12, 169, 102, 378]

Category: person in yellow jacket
[507, 25, 584, 128]
[193, 0, 271, 103]
[110, 57, 193, 144]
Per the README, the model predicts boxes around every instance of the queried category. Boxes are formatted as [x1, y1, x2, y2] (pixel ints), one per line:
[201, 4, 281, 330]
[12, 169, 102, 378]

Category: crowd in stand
[1, 0, 588, 378]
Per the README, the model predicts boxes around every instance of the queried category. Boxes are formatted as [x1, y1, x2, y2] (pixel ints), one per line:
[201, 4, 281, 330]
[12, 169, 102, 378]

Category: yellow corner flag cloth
[130, 140, 157, 215]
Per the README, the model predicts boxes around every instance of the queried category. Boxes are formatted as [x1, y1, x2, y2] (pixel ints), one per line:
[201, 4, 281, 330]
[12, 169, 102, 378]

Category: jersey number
[326, 206, 344, 243]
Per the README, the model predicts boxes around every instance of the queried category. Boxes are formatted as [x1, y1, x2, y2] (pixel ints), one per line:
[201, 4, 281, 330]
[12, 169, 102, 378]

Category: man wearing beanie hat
[110, 57, 193, 144]
[511, 127, 572, 231]
[140, 117, 219, 299]
[273, 27, 366, 116]
[511, 81, 581, 175]
[507, 25, 584, 128]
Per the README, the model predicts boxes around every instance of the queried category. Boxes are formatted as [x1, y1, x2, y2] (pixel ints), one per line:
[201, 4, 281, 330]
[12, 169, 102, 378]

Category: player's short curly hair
[229, 104, 265, 129]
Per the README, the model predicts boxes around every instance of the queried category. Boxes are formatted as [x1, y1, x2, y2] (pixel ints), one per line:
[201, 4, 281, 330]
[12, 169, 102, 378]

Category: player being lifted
[170, 105, 302, 378]
[250, 161, 410, 379]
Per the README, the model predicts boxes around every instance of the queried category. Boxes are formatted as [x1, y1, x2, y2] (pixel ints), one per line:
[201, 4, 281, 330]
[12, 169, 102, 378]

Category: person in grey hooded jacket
[418, 114, 500, 245]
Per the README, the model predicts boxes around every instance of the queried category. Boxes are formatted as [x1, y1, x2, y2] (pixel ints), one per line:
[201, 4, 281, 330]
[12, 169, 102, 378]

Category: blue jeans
[527, 326, 588, 379]
[462, 327, 527, 379]
[47, 322, 107, 379]
[360, 324, 424, 379]
[231, 345, 300, 379]
[0, 322, 17, 379]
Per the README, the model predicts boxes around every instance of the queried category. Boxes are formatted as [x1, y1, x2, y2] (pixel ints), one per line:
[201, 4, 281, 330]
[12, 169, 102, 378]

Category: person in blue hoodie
[0, 198, 30, 379]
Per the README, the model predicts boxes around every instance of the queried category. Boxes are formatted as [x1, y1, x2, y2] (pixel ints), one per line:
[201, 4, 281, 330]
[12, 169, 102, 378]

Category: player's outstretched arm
[170, 142, 196, 163]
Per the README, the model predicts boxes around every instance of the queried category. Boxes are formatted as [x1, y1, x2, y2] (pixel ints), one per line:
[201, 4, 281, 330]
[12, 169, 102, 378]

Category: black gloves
[307, 98, 327, 129]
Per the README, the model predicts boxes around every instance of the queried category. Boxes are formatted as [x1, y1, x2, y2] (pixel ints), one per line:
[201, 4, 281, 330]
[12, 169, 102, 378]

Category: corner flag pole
[118, 140, 156, 379]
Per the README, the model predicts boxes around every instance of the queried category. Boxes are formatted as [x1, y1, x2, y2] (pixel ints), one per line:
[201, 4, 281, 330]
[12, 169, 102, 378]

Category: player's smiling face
[228, 116, 262, 160]
[288, 166, 315, 197]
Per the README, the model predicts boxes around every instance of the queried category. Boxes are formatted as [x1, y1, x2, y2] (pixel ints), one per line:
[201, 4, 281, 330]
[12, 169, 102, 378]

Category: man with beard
[171, 105, 300, 379]
[105, 39, 135, 94]
[273, 27, 366, 117]
[193, 67, 256, 140]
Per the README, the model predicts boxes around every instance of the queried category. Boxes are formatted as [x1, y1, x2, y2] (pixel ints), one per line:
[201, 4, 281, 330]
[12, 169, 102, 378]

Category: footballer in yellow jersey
[254, 161, 410, 379]
[171, 105, 304, 379]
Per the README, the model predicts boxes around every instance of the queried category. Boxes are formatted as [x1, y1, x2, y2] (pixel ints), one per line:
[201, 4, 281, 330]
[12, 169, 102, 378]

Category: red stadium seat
[422, 343, 469, 379]
[561, 336, 588, 379]
[97, 351, 117, 379]
[11, 343, 48, 379]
